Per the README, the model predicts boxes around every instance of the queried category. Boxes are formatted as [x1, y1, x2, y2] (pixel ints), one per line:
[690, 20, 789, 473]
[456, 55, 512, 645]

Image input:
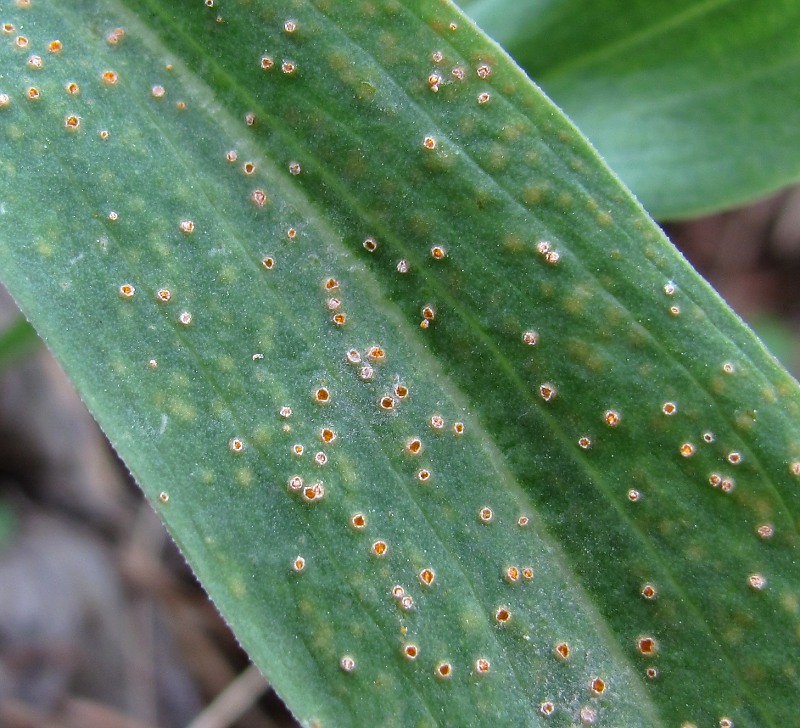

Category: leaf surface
[1, 2, 798, 727]
[463, 0, 800, 219]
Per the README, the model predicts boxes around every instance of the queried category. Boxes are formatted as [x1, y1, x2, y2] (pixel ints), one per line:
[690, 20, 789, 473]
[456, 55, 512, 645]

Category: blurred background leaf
[462, 0, 800, 219]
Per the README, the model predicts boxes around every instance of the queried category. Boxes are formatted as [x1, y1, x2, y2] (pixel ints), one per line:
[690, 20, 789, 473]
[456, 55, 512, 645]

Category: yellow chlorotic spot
[436, 662, 452, 678]
[157, 288, 171, 302]
[314, 387, 331, 404]
[680, 443, 695, 457]
[119, 284, 135, 299]
[351, 513, 366, 529]
[539, 383, 557, 401]
[106, 27, 125, 44]
[159, 492, 169, 503]
[604, 410, 621, 427]
[495, 607, 511, 624]
[662, 401, 677, 415]
[292, 556, 306, 572]
[229, 438, 244, 453]
[403, 644, 418, 660]
[555, 642, 570, 660]
[371, 540, 387, 557]
[419, 568, 435, 586]
[363, 237, 377, 252]
[178, 311, 192, 326]
[479, 507, 493, 523]
[591, 677, 606, 695]
[475, 658, 491, 674]
[423, 136, 437, 150]
[340, 656, 355, 672]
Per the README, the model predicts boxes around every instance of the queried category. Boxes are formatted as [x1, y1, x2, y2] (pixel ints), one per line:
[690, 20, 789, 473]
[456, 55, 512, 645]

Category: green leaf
[0, 315, 38, 371]
[1, 2, 798, 727]
[462, 0, 800, 219]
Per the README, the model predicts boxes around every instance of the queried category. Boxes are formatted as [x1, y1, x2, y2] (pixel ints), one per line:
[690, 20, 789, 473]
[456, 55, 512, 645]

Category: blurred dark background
[1, 187, 799, 728]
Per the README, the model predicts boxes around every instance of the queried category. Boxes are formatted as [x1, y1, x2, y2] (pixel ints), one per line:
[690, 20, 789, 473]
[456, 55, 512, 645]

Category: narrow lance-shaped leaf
[1, 2, 798, 726]
[462, 0, 800, 219]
